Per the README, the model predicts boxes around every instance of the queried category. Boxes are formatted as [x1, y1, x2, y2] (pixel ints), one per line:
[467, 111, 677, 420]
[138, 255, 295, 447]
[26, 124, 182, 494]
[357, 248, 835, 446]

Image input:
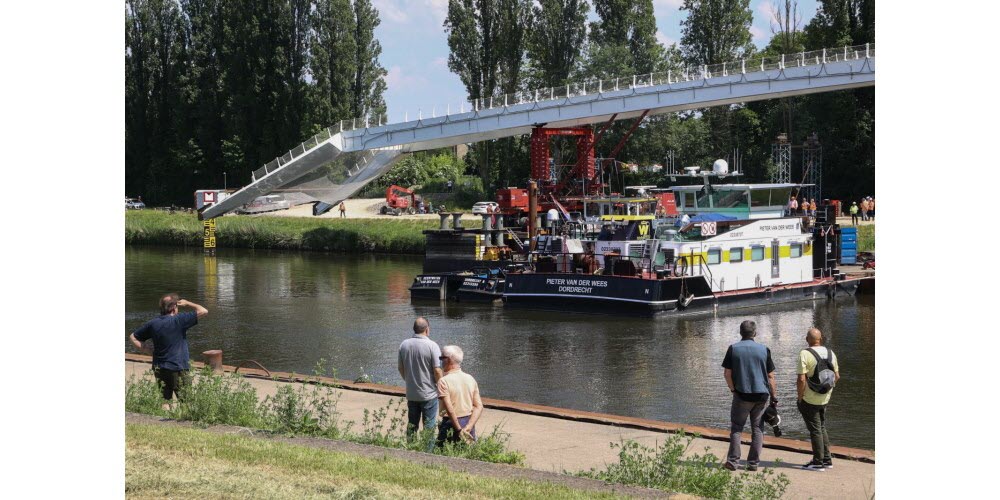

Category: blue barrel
[840, 227, 857, 264]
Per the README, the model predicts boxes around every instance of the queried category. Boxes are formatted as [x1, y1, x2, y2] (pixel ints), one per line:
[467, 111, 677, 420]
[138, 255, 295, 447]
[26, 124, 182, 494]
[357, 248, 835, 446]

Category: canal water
[125, 246, 874, 450]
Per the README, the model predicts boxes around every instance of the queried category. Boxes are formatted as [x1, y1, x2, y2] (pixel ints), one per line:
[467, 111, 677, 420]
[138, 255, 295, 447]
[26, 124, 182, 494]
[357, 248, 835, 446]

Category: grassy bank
[126, 367, 524, 466]
[126, 423, 616, 499]
[857, 224, 875, 252]
[125, 210, 478, 254]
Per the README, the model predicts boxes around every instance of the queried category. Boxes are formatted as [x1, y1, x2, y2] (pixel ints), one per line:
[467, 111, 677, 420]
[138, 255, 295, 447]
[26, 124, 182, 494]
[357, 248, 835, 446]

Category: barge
[410, 160, 872, 315]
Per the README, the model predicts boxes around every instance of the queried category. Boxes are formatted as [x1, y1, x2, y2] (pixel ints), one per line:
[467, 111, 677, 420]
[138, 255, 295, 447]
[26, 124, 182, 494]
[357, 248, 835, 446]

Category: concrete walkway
[126, 358, 874, 499]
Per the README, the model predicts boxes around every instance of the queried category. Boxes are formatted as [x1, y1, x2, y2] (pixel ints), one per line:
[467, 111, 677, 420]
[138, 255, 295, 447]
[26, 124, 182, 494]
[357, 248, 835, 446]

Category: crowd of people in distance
[130, 295, 841, 471]
[848, 197, 875, 225]
[785, 196, 820, 217]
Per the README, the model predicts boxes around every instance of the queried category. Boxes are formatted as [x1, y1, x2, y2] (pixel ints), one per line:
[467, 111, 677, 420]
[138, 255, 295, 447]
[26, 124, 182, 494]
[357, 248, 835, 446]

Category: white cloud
[654, 0, 685, 9]
[374, 0, 449, 25]
[373, 0, 409, 24]
[749, 25, 767, 42]
[656, 30, 677, 47]
[386, 65, 428, 89]
[432, 56, 448, 68]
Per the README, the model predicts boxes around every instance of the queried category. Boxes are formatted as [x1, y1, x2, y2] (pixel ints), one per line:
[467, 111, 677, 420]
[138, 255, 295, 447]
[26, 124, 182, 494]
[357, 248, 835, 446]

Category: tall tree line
[125, 0, 387, 205]
[440, 0, 875, 201]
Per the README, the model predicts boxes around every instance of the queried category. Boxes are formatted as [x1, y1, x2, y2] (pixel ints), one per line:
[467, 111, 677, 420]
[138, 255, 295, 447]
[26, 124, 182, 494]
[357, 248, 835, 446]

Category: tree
[587, 0, 662, 75]
[679, 0, 754, 66]
[126, 0, 189, 203]
[310, 0, 358, 130]
[351, 0, 387, 121]
[679, 0, 755, 157]
[526, 0, 589, 89]
[444, 0, 532, 190]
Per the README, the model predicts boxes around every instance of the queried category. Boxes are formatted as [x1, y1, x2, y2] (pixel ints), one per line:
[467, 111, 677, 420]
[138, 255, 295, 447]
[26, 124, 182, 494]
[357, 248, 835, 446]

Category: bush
[125, 369, 523, 467]
[579, 433, 789, 500]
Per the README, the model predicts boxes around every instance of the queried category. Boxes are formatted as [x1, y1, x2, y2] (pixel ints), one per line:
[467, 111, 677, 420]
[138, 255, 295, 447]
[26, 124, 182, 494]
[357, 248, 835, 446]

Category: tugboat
[502, 162, 870, 314]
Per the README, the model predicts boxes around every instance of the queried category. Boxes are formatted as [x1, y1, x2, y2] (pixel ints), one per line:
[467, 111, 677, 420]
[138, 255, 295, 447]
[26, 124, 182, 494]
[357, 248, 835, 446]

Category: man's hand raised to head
[178, 299, 209, 318]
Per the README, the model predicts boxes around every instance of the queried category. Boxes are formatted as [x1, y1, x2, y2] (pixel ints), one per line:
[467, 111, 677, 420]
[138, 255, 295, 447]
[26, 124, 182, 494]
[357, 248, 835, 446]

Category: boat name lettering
[545, 278, 608, 287]
[759, 224, 798, 231]
[418, 276, 441, 284]
[728, 232, 743, 238]
[463, 278, 483, 286]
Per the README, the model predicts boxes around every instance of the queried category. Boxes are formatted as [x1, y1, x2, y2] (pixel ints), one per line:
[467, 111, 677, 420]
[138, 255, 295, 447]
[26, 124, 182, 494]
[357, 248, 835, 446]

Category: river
[125, 246, 874, 450]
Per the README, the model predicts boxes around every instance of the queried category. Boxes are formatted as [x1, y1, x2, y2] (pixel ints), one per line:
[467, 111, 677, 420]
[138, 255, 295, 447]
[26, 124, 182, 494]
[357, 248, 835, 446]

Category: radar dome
[712, 159, 729, 174]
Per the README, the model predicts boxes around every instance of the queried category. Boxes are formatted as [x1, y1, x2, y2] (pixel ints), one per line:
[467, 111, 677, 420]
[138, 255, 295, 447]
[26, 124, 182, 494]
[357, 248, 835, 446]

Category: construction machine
[380, 185, 421, 216]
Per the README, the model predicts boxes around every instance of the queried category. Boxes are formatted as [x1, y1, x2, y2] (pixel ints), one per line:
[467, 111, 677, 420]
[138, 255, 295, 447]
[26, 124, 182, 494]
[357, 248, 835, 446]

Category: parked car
[125, 198, 146, 210]
[471, 201, 499, 215]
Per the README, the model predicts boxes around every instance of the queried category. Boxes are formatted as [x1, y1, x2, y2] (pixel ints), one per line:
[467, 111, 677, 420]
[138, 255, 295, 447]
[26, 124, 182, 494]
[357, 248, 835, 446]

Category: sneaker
[800, 461, 826, 471]
[822, 459, 833, 469]
[746, 464, 758, 472]
[723, 461, 738, 471]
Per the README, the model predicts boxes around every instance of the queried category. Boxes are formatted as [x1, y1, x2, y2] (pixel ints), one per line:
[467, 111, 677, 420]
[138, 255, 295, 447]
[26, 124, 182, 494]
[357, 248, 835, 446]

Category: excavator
[380, 185, 421, 216]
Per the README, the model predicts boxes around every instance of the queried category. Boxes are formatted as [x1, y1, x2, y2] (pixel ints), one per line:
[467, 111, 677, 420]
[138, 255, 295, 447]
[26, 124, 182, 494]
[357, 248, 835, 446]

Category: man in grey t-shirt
[398, 316, 443, 451]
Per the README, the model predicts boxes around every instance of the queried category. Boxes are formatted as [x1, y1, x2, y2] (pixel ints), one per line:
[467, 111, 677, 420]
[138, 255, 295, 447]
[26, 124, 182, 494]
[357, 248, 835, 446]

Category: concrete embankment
[126, 355, 874, 499]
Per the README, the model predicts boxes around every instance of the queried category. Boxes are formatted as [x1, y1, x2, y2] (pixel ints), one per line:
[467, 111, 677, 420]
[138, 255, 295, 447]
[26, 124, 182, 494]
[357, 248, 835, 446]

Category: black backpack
[806, 348, 837, 394]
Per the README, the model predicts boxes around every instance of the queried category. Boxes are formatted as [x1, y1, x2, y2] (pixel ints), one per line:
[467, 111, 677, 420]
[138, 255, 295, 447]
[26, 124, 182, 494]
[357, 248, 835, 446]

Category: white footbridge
[202, 44, 874, 219]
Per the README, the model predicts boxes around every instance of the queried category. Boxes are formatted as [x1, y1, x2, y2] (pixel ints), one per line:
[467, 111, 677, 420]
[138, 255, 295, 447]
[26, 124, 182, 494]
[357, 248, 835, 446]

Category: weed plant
[579, 432, 789, 500]
[126, 210, 480, 253]
[125, 366, 523, 466]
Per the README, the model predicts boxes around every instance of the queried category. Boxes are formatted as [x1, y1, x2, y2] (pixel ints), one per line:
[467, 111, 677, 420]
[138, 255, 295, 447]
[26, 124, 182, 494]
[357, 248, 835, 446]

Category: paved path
[126, 359, 874, 499]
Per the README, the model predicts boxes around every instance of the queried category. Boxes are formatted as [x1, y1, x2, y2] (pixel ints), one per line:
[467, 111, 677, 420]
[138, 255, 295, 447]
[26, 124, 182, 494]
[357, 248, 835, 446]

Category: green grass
[125, 210, 480, 254]
[126, 422, 620, 499]
[578, 434, 790, 500]
[856, 224, 875, 252]
[126, 367, 525, 466]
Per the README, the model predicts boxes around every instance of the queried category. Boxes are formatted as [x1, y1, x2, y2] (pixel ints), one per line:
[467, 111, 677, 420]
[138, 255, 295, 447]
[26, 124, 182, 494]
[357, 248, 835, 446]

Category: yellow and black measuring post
[203, 218, 217, 255]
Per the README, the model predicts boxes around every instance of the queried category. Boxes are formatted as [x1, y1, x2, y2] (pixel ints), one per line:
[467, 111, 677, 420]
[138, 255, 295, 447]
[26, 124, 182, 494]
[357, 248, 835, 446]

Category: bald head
[807, 327, 823, 346]
[413, 317, 429, 335]
[159, 293, 179, 315]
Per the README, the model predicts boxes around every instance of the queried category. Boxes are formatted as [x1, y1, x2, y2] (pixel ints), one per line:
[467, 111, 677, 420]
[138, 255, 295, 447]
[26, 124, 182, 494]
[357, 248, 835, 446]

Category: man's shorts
[153, 367, 191, 401]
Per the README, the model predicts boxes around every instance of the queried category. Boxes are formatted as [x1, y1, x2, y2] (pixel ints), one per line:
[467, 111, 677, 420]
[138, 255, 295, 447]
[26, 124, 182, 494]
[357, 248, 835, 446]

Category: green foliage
[126, 0, 388, 206]
[580, 433, 789, 499]
[125, 210, 476, 254]
[173, 368, 265, 427]
[857, 224, 874, 252]
[526, 0, 589, 88]
[680, 0, 755, 66]
[125, 369, 524, 466]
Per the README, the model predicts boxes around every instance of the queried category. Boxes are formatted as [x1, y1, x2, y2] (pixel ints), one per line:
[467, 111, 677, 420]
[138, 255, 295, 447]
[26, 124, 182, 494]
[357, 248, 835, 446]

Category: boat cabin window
[790, 242, 803, 258]
[751, 246, 765, 261]
[729, 247, 743, 263]
[712, 189, 750, 209]
[682, 193, 695, 209]
[750, 189, 770, 207]
[707, 248, 721, 265]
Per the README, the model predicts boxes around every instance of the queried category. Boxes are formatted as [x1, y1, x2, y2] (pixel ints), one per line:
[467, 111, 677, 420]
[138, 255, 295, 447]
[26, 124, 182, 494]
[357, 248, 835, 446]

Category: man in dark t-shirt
[721, 320, 778, 472]
[130, 293, 209, 407]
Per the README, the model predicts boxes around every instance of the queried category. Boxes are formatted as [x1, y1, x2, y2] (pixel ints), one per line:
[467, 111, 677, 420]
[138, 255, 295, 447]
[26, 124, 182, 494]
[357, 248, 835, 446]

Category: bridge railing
[469, 43, 874, 113]
[251, 43, 873, 183]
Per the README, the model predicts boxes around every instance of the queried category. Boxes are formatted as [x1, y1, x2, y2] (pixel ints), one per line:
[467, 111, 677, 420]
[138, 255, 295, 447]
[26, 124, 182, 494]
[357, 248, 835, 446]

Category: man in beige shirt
[436, 345, 484, 445]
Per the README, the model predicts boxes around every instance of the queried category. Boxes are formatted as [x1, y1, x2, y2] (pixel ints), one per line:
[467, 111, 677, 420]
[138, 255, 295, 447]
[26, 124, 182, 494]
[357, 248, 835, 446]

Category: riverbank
[126, 356, 874, 499]
[125, 210, 480, 254]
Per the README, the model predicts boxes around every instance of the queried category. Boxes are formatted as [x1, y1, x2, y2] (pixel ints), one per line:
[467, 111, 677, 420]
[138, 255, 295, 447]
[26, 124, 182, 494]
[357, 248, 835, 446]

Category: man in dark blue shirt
[130, 293, 209, 408]
[721, 320, 778, 472]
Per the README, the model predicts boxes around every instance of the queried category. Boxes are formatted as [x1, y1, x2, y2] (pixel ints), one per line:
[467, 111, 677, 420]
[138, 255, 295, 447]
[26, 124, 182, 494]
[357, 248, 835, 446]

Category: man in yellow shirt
[437, 345, 484, 446]
[797, 327, 841, 471]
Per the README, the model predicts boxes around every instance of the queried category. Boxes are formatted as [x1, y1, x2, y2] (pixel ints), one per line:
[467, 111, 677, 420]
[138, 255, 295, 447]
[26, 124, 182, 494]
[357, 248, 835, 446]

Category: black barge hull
[502, 273, 866, 314]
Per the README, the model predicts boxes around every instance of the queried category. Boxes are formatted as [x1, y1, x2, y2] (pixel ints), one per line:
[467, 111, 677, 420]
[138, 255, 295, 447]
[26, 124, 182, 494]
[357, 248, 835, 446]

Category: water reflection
[125, 246, 874, 449]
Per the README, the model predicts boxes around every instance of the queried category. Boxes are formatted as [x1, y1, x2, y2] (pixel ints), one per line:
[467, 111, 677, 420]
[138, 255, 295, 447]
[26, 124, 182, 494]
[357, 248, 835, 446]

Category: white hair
[442, 345, 464, 365]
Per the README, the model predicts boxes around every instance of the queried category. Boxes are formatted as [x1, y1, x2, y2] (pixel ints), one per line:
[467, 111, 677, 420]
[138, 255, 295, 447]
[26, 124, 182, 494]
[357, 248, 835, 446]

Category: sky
[373, 0, 818, 122]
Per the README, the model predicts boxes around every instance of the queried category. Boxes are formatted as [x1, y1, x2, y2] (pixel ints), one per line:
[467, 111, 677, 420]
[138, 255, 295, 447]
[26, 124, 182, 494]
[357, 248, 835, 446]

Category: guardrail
[250, 43, 873, 185]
